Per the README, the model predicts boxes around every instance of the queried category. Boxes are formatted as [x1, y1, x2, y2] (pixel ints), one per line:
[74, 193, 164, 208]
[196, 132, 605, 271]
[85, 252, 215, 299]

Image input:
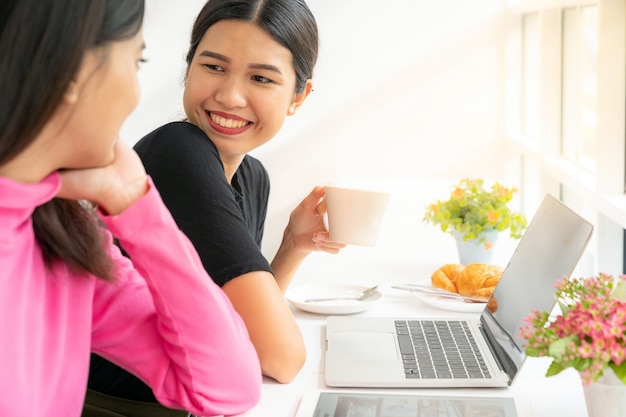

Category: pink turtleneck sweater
[0, 173, 261, 417]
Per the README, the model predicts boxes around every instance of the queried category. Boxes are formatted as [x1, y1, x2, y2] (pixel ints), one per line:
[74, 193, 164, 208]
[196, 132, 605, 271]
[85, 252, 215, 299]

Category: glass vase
[582, 368, 626, 417]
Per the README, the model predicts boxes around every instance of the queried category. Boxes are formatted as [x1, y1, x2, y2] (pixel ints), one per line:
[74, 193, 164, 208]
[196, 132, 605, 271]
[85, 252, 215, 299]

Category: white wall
[122, 0, 510, 258]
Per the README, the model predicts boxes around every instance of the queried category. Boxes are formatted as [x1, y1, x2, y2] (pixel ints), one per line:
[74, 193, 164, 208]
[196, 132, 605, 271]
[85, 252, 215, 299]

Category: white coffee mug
[324, 186, 390, 246]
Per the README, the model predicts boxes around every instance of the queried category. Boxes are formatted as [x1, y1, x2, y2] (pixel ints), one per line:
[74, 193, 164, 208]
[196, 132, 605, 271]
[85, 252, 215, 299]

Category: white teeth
[210, 113, 248, 129]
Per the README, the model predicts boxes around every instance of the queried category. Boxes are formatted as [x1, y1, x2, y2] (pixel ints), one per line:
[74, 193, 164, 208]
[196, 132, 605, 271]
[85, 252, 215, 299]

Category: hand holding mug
[324, 186, 390, 246]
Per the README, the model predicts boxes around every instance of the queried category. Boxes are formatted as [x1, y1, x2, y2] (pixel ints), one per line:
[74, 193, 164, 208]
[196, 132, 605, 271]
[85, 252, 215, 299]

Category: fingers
[315, 199, 327, 215]
[312, 231, 346, 254]
[56, 141, 148, 215]
[314, 242, 346, 254]
[300, 186, 324, 212]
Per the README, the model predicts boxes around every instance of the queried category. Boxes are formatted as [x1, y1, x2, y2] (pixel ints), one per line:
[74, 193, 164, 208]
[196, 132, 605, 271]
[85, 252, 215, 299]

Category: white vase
[452, 230, 498, 265]
[582, 368, 626, 417]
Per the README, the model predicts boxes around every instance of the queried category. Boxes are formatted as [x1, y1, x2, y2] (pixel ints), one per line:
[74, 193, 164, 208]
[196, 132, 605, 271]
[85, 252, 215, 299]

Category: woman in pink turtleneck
[0, 1, 261, 416]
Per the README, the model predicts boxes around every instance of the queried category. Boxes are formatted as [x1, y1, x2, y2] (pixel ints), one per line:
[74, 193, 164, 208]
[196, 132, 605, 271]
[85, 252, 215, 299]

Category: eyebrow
[198, 50, 283, 75]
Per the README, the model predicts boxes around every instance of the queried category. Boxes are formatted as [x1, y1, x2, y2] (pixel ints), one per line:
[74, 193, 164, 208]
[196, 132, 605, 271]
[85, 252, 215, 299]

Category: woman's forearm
[222, 272, 306, 383]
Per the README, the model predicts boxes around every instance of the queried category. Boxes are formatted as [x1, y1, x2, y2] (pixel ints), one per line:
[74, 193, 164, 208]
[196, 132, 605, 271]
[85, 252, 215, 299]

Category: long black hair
[186, 0, 318, 94]
[0, 0, 145, 281]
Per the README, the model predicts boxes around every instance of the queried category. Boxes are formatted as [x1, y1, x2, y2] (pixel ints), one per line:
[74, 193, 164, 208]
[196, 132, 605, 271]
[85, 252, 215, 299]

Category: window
[522, 13, 541, 142]
[505, 0, 626, 275]
[561, 6, 598, 173]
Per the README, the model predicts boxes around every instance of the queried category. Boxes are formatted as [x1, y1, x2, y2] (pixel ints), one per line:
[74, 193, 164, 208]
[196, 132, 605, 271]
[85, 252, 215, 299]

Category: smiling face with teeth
[183, 19, 312, 181]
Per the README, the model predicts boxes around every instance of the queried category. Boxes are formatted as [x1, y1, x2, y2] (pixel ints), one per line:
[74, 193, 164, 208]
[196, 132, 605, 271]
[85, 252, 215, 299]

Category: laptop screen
[481, 194, 593, 380]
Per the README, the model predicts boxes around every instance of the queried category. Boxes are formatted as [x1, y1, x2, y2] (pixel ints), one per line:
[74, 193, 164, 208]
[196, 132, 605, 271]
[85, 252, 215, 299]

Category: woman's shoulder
[134, 121, 218, 158]
[241, 154, 269, 179]
[150, 120, 202, 134]
[137, 121, 206, 144]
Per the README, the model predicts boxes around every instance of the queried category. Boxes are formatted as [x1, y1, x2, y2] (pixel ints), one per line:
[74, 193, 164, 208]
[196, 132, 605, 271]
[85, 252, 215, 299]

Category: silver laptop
[325, 193, 593, 388]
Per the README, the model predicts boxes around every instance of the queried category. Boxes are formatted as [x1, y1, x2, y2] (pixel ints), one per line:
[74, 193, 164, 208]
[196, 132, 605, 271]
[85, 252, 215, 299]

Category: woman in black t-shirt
[86, 0, 345, 414]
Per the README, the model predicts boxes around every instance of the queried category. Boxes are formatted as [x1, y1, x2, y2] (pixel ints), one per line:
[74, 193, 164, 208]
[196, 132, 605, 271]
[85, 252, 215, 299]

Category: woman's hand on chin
[57, 140, 148, 215]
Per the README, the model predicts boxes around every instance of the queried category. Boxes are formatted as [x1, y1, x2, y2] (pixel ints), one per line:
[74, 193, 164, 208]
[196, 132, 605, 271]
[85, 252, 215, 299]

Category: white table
[247, 179, 590, 416]
[242, 281, 589, 417]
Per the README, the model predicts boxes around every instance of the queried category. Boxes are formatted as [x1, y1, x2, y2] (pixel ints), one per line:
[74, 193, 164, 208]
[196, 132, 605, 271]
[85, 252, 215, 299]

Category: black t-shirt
[88, 121, 273, 401]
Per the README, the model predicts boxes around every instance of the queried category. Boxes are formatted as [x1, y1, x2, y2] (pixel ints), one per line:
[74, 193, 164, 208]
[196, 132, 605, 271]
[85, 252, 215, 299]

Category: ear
[287, 79, 313, 115]
[64, 80, 80, 104]
[63, 50, 100, 105]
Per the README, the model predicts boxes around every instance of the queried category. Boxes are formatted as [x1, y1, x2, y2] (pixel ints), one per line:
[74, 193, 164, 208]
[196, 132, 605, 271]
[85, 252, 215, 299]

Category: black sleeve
[133, 121, 273, 287]
[233, 153, 271, 248]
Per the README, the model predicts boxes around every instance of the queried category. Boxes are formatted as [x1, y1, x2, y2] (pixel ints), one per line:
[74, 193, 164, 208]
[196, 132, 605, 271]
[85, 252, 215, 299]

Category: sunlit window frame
[504, 0, 626, 274]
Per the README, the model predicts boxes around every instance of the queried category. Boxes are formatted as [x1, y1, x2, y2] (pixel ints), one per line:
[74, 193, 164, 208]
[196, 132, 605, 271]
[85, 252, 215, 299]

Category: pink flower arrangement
[519, 273, 626, 385]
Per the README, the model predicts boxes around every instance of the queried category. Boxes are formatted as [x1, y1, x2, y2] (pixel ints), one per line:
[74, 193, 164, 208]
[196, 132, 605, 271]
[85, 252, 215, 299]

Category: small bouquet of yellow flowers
[423, 178, 527, 247]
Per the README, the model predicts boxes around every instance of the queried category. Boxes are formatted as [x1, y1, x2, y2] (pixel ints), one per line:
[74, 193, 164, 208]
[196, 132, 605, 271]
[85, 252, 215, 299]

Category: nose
[214, 75, 246, 109]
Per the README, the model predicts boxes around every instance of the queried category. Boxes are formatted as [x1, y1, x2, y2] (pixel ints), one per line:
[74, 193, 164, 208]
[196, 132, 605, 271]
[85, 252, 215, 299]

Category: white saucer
[286, 283, 382, 315]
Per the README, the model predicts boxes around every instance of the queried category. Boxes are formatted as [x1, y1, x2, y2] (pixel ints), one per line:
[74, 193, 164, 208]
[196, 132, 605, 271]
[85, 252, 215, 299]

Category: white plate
[412, 292, 486, 313]
[286, 283, 382, 315]
[411, 280, 486, 313]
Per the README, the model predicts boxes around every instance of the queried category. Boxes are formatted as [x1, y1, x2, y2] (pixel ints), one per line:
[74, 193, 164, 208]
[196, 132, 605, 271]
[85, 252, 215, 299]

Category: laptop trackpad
[331, 332, 398, 361]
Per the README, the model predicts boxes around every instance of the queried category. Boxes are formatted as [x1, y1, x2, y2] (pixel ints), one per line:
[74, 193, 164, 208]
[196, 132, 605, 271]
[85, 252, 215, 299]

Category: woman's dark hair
[0, 0, 145, 281]
[186, 0, 318, 93]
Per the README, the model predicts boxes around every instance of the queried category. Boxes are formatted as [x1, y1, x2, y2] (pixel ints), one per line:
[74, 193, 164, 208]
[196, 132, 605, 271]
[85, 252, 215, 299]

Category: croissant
[431, 263, 464, 293]
[431, 263, 502, 313]
[455, 263, 503, 299]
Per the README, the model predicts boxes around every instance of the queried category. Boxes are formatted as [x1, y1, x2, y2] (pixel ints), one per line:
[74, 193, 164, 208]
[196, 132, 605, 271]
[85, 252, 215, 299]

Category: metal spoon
[305, 285, 379, 303]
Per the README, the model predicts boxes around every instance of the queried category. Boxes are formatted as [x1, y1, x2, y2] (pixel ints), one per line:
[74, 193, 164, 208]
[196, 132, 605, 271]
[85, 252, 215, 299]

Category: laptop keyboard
[394, 320, 491, 379]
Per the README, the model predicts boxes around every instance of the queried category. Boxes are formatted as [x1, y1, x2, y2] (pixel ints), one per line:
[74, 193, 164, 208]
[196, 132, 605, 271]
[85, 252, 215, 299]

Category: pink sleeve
[92, 179, 261, 416]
